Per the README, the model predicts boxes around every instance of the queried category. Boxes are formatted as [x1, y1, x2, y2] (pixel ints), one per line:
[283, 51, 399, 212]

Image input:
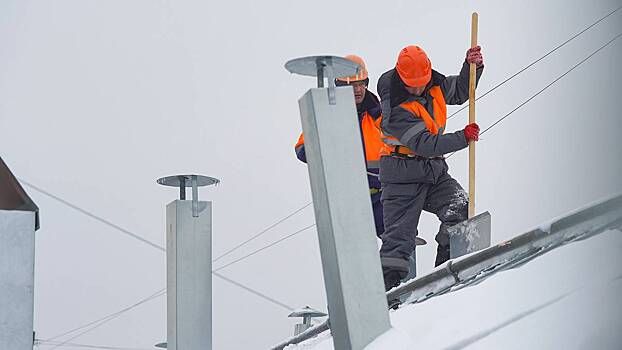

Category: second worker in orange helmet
[295, 55, 388, 238]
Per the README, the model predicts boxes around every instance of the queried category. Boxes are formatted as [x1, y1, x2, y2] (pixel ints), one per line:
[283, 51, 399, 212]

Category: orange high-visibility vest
[295, 111, 384, 169]
[380, 86, 447, 156]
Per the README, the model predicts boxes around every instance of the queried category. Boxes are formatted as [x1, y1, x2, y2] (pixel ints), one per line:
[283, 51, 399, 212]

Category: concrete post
[299, 86, 390, 350]
[0, 157, 38, 350]
[285, 55, 391, 350]
[158, 174, 219, 350]
[0, 210, 36, 350]
[166, 200, 212, 350]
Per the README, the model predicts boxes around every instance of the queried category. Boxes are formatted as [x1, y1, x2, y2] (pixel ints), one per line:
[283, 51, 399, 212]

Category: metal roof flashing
[0, 157, 39, 230]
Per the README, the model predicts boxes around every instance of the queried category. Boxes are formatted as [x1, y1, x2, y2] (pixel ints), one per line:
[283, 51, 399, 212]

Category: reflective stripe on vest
[380, 86, 447, 156]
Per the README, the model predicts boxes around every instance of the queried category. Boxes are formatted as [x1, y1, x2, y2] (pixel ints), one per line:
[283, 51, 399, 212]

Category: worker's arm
[381, 106, 468, 158]
[440, 46, 484, 105]
[294, 133, 307, 163]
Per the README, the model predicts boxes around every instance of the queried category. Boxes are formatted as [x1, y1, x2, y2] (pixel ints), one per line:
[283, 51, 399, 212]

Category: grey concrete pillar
[0, 210, 36, 350]
[0, 157, 38, 350]
[166, 200, 212, 350]
[298, 85, 391, 349]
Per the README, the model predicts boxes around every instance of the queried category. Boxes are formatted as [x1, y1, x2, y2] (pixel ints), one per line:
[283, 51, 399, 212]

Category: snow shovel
[448, 12, 491, 259]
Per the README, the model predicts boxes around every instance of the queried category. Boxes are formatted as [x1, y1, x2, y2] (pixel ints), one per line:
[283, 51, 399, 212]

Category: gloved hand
[466, 45, 484, 67]
[464, 123, 480, 142]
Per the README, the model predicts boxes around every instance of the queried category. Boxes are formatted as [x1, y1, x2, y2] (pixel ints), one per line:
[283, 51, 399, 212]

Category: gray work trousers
[379, 169, 468, 273]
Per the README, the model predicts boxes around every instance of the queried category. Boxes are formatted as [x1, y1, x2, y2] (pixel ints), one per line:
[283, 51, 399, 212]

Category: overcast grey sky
[2, 0, 621, 349]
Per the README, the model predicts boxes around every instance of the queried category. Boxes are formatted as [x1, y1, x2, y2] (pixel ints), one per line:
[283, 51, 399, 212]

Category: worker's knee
[440, 188, 468, 223]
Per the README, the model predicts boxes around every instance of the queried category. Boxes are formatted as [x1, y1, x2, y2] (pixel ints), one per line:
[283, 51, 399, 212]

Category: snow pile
[284, 328, 414, 350]
[286, 226, 622, 350]
[360, 328, 415, 350]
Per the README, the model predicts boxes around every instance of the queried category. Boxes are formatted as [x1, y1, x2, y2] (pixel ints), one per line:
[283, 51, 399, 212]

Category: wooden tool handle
[468, 12, 478, 219]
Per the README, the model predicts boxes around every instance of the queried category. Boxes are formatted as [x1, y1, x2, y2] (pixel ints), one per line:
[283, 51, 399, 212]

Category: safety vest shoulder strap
[398, 86, 447, 135]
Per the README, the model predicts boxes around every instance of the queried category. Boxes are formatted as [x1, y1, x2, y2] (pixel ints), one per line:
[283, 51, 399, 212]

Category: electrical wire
[445, 31, 622, 160]
[213, 271, 293, 311]
[44, 265, 297, 348]
[19, 180, 299, 311]
[43, 290, 166, 350]
[446, 4, 622, 121]
[212, 202, 312, 263]
[479, 32, 622, 135]
[40, 289, 165, 343]
[36, 340, 153, 350]
[19, 179, 165, 252]
[213, 223, 316, 272]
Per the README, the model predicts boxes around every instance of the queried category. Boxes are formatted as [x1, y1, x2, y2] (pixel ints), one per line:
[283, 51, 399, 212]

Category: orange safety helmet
[396, 45, 432, 88]
[336, 54, 369, 83]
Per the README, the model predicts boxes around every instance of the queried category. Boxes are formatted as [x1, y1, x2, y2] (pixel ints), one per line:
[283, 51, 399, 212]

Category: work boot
[383, 269, 403, 292]
[383, 269, 404, 310]
[434, 244, 450, 267]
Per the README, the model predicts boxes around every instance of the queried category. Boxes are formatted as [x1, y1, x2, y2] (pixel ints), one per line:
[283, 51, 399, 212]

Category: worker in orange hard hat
[295, 54, 387, 237]
[377, 45, 484, 293]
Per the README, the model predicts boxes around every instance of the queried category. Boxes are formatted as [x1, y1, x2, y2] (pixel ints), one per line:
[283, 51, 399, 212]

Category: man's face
[336, 79, 367, 104]
[350, 81, 367, 104]
[404, 85, 426, 96]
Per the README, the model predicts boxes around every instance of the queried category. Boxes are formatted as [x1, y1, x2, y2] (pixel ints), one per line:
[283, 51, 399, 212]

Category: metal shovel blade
[448, 211, 491, 259]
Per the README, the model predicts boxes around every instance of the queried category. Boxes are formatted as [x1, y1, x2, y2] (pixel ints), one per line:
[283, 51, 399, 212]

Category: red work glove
[464, 123, 480, 142]
[466, 45, 484, 67]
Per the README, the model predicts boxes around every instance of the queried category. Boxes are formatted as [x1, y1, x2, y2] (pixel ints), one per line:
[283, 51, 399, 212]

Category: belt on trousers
[390, 152, 445, 160]
[390, 146, 444, 160]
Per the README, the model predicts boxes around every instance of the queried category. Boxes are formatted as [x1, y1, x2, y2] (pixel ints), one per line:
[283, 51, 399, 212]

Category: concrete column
[0, 210, 36, 350]
[166, 200, 212, 350]
[299, 87, 391, 350]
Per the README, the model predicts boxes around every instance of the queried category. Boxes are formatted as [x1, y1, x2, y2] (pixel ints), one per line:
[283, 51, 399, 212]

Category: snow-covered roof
[283, 196, 622, 350]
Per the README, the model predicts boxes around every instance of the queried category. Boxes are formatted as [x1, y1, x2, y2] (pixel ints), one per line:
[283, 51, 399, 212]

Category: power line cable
[43, 272, 292, 346]
[19, 180, 297, 311]
[44, 290, 166, 350]
[22, 178, 313, 267]
[45, 263, 296, 348]
[212, 202, 312, 263]
[36, 340, 153, 350]
[446, 4, 622, 121]
[41, 289, 166, 343]
[479, 32, 622, 135]
[445, 31, 622, 159]
[213, 271, 293, 311]
[213, 223, 316, 272]
[19, 179, 165, 252]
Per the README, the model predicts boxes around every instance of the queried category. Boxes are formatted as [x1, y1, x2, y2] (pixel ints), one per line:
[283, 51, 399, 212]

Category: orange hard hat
[336, 54, 369, 83]
[396, 45, 431, 87]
